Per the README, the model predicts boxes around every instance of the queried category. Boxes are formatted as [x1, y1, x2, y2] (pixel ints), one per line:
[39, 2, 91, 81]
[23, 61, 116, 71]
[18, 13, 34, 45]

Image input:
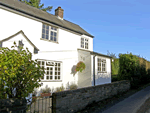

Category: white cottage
[0, 0, 112, 95]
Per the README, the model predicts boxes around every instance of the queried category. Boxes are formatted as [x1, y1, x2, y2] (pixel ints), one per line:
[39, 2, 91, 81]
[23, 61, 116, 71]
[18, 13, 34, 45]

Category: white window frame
[37, 59, 62, 81]
[42, 24, 58, 43]
[97, 58, 107, 73]
[81, 37, 89, 49]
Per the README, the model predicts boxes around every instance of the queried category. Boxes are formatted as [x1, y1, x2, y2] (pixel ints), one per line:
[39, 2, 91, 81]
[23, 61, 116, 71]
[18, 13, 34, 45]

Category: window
[97, 58, 106, 73]
[42, 24, 58, 42]
[37, 60, 61, 80]
[81, 38, 88, 49]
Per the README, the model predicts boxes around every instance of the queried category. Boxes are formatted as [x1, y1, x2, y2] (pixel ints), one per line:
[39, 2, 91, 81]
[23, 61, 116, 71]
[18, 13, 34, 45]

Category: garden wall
[52, 80, 130, 113]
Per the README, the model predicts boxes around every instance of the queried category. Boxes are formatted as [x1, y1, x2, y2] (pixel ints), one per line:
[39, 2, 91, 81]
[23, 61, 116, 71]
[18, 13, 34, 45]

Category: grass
[75, 81, 150, 113]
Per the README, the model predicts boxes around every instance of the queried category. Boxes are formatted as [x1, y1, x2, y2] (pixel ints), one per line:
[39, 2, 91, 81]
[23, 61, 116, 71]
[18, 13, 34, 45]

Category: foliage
[118, 52, 140, 81]
[111, 75, 118, 82]
[76, 61, 86, 72]
[55, 84, 65, 92]
[69, 83, 78, 90]
[19, 0, 52, 13]
[32, 88, 38, 96]
[111, 59, 119, 75]
[0, 42, 45, 99]
[40, 85, 51, 93]
[107, 50, 118, 59]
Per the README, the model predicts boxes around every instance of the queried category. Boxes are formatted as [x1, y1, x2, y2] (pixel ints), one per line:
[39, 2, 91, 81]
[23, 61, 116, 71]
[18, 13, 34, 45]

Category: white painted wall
[2, 33, 34, 54]
[0, 7, 93, 95]
[0, 8, 93, 52]
[77, 50, 92, 88]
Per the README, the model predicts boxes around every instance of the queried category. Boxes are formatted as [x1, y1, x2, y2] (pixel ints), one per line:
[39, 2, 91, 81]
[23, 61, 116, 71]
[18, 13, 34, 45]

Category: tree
[107, 50, 117, 59]
[18, 0, 52, 13]
[0, 42, 45, 99]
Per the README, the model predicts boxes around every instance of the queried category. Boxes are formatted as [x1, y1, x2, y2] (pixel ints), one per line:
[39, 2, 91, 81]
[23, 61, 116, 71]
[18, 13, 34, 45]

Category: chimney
[55, 6, 64, 19]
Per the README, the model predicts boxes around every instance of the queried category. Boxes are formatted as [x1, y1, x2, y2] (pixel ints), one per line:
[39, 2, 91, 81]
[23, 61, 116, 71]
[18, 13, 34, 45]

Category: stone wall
[52, 80, 130, 113]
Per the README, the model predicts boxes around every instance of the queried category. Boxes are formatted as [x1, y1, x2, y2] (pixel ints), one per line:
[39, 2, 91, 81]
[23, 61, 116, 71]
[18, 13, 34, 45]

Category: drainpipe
[93, 55, 96, 86]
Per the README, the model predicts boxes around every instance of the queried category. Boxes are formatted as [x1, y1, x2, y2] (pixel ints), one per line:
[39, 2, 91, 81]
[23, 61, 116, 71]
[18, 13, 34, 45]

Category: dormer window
[42, 24, 58, 42]
[81, 37, 88, 49]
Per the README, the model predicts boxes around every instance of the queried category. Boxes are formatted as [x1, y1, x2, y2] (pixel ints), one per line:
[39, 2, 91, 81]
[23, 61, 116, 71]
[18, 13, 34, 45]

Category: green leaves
[20, 0, 52, 13]
[76, 61, 86, 73]
[0, 42, 45, 99]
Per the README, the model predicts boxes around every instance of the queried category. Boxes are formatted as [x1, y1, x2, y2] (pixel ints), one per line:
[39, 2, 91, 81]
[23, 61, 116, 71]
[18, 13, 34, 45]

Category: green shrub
[111, 75, 118, 82]
[40, 85, 51, 93]
[55, 84, 65, 92]
[0, 42, 45, 99]
[69, 83, 78, 90]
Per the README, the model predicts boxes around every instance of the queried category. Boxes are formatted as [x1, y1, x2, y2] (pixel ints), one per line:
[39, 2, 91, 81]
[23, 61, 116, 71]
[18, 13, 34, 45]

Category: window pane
[55, 67, 57, 71]
[42, 61, 44, 65]
[58, 72, 60, 75]
[50, 67, 53, 70]
[54, 37, 56, 41]
[55, 76, 57, 79]
[46, 76, 49, 80]
[55, 72, 57, 75]
[55, 63, 57, 66]
[42, 29, 45, 33]
[58, 76, 60, 79]
[46, 25, 49, 30]
[51, 31, 53, 36]
[46, 71, 49, 75]
[50, 76, 53, 80]
[51, 27, 53, 30]
[50, 36, 53, 41]
[46, 35, 49, 39]
[54, 32, 56, 36]
[81, 38, 84, 41]
[58, 68, 60, 71]
[46, 30, 49, 34]
[42, 34, 45, 39]
[58, 63, 60, 66]
[38, 61, 40, 65]
[50, 72, 53, 75]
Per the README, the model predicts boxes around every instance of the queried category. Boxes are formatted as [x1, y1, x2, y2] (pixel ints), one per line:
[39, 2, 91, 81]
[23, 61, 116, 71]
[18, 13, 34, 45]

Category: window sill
[40, 80, 62, 82]
[40, 38, 59, 44]
[98, 71, 107, 73]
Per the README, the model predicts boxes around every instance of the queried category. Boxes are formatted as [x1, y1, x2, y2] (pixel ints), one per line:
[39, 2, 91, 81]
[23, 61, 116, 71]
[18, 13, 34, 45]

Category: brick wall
[52, 80, 130, 113]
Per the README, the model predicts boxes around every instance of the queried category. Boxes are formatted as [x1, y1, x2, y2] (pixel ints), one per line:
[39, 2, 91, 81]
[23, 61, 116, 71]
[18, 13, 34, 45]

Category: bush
[69, 83, 78, 90]
[40, 85, 51, 93]
[0, 42, 45, 99]
[32, 88, 38, 96]
[55, 84, 65, 92]
[111, 75, 118, 82]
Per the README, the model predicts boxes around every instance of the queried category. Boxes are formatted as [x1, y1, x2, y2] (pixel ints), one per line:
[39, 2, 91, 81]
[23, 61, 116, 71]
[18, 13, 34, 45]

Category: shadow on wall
[70, 65, 77, 76]
[91, 72, 111, 86]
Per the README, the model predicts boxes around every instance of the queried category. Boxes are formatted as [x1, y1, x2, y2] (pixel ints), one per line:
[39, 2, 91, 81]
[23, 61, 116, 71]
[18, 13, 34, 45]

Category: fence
[26, 95, 52, 113]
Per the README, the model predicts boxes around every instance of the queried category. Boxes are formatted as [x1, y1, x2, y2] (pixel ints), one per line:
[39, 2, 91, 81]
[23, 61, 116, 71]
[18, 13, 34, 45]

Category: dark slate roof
[78, 49, 112, 58]
[0, 30, 39, 51]
[0, 0, 94, 38]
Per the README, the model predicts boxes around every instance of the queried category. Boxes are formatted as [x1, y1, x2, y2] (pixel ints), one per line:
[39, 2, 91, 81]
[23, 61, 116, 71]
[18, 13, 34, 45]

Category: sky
[42, 0, 150, 61]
